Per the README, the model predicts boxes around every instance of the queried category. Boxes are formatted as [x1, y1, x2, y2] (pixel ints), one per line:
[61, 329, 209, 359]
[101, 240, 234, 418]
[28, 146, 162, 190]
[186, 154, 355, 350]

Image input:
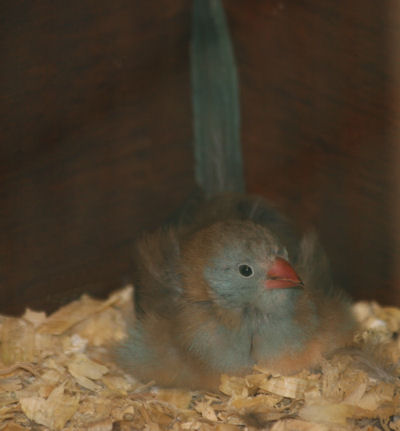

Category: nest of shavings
[0, 286, 399, 431]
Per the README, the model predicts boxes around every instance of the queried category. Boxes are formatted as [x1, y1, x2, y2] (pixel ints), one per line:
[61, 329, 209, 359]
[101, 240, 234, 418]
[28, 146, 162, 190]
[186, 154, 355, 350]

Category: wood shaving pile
[0, 286, 399, 430]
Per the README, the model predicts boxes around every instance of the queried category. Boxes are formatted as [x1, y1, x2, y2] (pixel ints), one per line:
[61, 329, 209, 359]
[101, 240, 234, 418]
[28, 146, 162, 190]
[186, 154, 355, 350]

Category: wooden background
[1, 0, 399, 314]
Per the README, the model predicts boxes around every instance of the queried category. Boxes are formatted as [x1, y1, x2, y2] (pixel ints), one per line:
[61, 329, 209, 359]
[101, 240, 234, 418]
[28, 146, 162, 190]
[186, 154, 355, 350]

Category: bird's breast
[187, 321, 255, 373]
[185, 309, 312, 374]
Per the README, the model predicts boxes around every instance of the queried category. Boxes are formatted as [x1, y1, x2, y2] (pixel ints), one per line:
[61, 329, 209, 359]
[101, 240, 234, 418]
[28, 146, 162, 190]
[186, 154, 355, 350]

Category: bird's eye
[238, 264, 254, 278]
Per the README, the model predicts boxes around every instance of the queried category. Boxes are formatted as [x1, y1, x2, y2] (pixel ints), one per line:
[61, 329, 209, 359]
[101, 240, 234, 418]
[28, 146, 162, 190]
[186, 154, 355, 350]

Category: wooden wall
[228, 0, 400, 305]
[1, 0, 399, 314]
[0, 1, 195, 313]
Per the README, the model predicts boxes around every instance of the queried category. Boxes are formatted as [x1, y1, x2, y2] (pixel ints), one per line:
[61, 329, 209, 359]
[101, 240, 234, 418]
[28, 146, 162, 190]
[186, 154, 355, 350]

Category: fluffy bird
[116, 0, 356, 389]
[117, 194, 355, 389]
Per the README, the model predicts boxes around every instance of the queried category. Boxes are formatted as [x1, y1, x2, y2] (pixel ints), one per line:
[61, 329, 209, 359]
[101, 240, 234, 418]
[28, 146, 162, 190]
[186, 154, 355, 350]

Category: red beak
[265, 257, 303, 289]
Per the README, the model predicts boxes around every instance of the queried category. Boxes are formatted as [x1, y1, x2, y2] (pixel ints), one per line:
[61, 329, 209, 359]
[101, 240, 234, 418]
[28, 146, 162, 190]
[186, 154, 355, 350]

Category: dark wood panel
[0, 1, 195, 314]
[1, 0, 399, 314]
[226, 0, 399, 304]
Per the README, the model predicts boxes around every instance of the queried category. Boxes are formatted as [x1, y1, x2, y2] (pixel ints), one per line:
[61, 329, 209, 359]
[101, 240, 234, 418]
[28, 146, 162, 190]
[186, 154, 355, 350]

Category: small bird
[117, 193, 355, 390]
[115, 0, 356, 389]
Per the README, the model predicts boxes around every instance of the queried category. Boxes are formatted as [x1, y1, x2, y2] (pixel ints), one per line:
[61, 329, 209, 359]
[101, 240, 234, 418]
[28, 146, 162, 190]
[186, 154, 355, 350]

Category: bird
[115, 0, 356, 390]
[117, 194, 355, 389]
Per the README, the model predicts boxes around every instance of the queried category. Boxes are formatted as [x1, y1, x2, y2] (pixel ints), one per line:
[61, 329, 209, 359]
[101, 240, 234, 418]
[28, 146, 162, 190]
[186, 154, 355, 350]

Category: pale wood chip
[194, 401, 219, 422]
[19, 382, 79, 430]
[73, 374, 103, 392]
[259, 375, 312, 399]
[1, 423, 27, 431]
[86, 418, 113, 431]
[299, 403, 371, 425]
[101, 375, 134, 395]
[270, 418, 331, 431]
[22, 309, 47, 328]
[1, 319, 35, 365]
[37, 296, 108, 335]
[154, 389, 193, 410]
[66, 353, 109, 380]
[0, 362, 38, 377]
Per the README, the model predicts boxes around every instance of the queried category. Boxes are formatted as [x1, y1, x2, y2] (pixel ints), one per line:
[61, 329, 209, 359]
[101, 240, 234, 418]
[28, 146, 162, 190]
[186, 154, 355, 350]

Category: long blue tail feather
[191, 0, 244, 197]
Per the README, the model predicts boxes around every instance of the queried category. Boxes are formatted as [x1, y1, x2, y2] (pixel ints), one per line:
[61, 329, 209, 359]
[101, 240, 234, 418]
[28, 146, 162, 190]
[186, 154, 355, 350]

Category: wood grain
[226, 0, 399, 305]
[1, 0, 399, 314]
[0, 1, 195, 313]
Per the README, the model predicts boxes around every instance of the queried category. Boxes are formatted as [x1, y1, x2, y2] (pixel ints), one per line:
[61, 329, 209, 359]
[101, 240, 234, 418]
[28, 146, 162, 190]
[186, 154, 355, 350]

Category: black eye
[238, 264, 254, 278]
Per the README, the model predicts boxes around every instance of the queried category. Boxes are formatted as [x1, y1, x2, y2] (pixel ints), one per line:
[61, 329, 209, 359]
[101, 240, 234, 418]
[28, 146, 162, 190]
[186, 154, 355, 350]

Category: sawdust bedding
[0, 286, 399, 431]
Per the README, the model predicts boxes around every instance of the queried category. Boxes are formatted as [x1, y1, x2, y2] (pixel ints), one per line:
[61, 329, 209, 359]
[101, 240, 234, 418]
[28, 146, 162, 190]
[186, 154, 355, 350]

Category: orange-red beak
[265, 257, 303, 289]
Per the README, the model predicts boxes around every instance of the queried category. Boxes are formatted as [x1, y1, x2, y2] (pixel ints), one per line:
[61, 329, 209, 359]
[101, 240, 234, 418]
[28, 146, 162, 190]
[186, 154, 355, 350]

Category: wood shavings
[1, 319, 35, 365]
[194, 400, 219, 422]
[1, 424, 26, 431]
[258, 375, 312, 399]
[66, 353, 109, 380]
[0, 286, 400, 430]
[101, 375, 133, 395]
[0, 363, 38, 377]
[22, 309, 47, 328]
[37, 286, 133, 336]
[155, 389, 193, 409]
[19, 382, 80, 430]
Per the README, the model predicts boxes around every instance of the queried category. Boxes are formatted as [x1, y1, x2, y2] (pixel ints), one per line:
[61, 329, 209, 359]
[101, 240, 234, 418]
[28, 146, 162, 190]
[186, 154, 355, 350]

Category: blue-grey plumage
[191, 0, 244, 196]
[115, 0, 355, 390]
[116, 194, 356, 389]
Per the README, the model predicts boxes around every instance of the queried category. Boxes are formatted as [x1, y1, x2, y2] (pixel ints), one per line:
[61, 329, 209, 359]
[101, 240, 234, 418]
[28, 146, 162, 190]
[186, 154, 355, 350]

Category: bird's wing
[133, 227, 183, 318]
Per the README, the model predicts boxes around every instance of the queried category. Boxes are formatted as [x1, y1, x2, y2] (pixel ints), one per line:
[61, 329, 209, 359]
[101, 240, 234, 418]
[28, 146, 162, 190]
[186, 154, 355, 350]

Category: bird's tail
[191, 0, 244, 197]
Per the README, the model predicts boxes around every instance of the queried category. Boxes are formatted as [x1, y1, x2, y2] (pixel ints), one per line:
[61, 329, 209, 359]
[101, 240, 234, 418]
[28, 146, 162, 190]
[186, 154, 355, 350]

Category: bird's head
[181, 220, 304, 316]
